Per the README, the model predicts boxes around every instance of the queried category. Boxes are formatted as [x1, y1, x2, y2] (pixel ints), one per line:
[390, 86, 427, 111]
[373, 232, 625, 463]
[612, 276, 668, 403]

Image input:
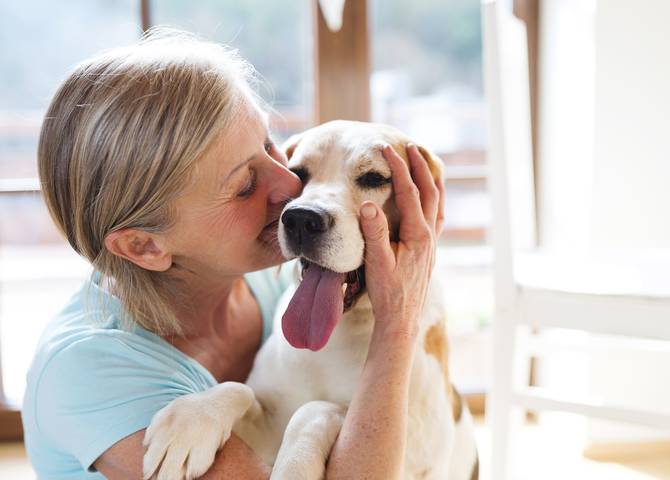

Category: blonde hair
[38, 29, 262, 335]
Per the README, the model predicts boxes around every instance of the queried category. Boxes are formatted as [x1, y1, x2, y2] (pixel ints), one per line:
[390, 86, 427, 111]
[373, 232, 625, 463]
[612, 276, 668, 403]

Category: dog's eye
[291, 167, 309, 184]
[356, 171, 391, 189]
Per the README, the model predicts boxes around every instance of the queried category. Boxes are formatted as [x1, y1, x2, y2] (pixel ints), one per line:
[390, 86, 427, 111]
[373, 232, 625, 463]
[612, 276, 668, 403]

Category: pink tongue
[282, 265, 346, 351]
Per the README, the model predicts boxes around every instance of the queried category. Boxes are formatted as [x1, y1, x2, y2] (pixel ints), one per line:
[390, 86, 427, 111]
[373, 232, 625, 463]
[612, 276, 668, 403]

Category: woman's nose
[268, 161, 302, 205]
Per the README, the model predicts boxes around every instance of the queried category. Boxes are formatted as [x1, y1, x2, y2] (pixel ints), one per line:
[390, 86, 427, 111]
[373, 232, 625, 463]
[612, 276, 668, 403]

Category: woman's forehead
[196, 104, 267, 181]
[235, 104, 269, 140]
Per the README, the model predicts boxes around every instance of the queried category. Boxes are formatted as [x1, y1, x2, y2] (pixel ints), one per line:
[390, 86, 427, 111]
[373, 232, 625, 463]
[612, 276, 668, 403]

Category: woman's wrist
[372, 310, 420, 343]
[368, 314, 419, 367]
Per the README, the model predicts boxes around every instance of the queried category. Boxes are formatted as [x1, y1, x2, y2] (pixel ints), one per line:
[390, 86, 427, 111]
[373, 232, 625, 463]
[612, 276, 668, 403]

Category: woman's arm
[324, 328, 417, 479]
[325, 144, 444, 479]
[94, 430, 271, 480]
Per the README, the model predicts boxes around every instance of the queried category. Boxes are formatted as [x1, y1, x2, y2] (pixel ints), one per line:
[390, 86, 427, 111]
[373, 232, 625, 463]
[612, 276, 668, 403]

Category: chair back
[483, 0, 536, 306]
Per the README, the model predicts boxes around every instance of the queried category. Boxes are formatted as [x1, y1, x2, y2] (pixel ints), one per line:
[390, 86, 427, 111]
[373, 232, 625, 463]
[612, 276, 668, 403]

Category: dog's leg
[143, 382, 256, 480]
[271, 401, 346, 480]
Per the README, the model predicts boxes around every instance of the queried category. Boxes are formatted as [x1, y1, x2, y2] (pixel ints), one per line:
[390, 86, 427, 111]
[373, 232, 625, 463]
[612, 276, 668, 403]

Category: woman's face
[165, 102, 302, 281]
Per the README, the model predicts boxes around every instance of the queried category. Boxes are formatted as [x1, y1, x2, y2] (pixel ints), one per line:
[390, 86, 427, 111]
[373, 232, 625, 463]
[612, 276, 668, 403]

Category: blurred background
[1, 0, 669, 479]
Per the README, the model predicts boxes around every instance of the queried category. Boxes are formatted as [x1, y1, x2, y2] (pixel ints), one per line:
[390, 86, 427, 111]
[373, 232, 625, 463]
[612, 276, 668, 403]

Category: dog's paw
[271, 401, 346, 480]
[143, 382, 255, 480]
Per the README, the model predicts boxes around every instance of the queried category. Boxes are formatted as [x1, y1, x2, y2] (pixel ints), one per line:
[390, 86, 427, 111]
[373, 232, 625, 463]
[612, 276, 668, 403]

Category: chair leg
[488, 316, 530, 480]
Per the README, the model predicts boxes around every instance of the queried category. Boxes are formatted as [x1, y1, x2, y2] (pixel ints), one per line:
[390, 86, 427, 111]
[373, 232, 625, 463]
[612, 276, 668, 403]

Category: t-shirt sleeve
[32, 334, 207, 472]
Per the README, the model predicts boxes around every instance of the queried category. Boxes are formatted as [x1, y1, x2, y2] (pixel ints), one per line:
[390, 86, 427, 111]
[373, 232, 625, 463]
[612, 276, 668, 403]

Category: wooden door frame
[313, 0, 370, 123]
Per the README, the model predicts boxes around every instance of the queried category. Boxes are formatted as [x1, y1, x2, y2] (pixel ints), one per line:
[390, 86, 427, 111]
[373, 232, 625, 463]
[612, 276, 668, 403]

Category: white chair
[482, 1, 670, 478]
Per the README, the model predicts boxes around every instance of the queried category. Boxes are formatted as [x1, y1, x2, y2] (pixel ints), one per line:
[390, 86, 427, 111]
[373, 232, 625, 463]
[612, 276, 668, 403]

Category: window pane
[0, 0, 141, 179]
[371, 0, 485, 153]
[0, 0, 140, 402]
[371, 0, 489, 245]
[153, 0, 314, 140]
[0, 191, 91, 403]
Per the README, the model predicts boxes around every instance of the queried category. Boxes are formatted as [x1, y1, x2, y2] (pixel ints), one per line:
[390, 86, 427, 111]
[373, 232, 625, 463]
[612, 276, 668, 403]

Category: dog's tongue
[282, 265, 346, 351]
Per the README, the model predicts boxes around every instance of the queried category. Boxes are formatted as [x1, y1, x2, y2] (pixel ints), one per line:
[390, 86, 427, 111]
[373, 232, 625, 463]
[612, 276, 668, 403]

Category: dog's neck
[331, 294, 376, 346]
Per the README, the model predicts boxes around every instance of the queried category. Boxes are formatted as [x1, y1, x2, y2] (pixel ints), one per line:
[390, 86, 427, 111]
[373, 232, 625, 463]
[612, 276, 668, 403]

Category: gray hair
[38, 28, 262, 335]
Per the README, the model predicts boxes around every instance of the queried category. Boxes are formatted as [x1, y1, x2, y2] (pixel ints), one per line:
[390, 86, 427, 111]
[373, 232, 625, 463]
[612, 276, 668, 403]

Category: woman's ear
[104, 229, 172, 272]
[282, 132, 304, 161]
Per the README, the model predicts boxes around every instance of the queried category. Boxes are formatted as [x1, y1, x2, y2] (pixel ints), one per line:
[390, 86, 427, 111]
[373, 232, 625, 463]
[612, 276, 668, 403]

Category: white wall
[591, 0, 670, 249]
[537, 0, 670, 445]
[537, 0, 596, 252]
[588, 0, 670, 444]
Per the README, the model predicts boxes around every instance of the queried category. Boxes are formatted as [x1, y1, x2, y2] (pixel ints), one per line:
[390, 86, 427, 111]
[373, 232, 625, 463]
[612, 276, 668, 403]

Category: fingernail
[361, 203, 377, 219]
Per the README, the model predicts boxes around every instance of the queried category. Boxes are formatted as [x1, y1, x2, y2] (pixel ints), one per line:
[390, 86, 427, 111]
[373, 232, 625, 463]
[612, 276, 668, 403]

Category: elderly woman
[22, 31, 443, 479]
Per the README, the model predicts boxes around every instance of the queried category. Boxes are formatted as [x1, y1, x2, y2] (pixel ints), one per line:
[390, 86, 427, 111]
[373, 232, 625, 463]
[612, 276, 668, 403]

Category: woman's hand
[358, 143, 445, 341]
[325, 144, 444, 480]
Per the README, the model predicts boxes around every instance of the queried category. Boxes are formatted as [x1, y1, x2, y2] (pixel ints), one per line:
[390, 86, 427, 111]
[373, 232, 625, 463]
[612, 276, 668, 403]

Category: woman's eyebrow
[219, 125, 269, 187]
[220, 156, 253, 188]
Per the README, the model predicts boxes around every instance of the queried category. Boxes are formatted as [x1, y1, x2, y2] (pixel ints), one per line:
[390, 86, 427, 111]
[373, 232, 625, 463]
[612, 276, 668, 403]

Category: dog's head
[278, 120, 442, 351]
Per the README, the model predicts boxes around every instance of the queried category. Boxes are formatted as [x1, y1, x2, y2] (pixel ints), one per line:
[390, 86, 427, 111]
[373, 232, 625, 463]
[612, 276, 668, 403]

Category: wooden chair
[482, 1, 670, 478]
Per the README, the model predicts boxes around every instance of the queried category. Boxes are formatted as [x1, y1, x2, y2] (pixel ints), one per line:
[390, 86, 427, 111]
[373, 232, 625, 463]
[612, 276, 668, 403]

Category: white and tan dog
[143, 120, 479, 480]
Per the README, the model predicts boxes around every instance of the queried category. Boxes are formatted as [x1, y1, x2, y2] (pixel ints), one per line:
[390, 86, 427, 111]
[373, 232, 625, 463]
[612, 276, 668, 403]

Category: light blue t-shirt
[22, 264, 295, 479]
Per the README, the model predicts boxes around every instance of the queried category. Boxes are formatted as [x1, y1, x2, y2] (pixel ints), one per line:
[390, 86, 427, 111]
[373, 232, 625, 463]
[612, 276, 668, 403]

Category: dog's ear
[391, 143, 444, 183]
[417, 145, 444, 183]
[282, 132, 304, 161]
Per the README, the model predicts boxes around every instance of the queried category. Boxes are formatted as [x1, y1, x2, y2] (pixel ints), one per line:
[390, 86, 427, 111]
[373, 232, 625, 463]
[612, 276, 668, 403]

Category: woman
[22, 30, 443, 479]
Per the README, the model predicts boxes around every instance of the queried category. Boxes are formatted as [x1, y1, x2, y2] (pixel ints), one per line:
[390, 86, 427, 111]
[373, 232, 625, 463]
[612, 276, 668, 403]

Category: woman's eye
[356, 171, 391, 189]
[264, 139, 275, 155]
[238, 170, 258, 197]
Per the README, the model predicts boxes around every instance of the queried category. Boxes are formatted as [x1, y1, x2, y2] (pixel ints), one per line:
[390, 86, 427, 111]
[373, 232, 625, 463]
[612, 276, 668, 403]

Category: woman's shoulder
[29, 278, 148, 371]
[25, 277, 216, 401]
[21, 279, 218, 470]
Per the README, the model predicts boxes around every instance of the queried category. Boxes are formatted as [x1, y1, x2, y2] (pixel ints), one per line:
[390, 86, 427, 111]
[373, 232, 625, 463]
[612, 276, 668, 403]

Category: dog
[143, 120, 479, 480]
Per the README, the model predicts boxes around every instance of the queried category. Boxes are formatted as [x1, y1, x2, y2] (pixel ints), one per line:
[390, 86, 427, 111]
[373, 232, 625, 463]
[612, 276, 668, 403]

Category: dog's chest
[293, 309, 373, 403]
[261, 278, 455, 476]
[405, 348, 455, 478]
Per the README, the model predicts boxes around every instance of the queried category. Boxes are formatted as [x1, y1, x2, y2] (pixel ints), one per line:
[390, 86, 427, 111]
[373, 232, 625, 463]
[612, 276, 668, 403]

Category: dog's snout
[281, 207, 332, 248]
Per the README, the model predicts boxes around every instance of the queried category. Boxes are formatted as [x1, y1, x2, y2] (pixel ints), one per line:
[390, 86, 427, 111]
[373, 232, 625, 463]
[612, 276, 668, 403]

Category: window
[152, 0, 314, 140]
[0, 0, 142, 405]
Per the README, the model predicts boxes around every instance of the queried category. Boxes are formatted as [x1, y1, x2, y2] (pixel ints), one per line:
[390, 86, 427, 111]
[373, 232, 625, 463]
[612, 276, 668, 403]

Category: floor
[2, 414, 669, 479]
[476, 414, 670, 480]
[0, 441, 33, 479]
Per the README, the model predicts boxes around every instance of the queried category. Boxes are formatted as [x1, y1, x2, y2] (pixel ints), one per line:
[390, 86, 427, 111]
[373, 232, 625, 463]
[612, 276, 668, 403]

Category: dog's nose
[281, 207, 332, 247]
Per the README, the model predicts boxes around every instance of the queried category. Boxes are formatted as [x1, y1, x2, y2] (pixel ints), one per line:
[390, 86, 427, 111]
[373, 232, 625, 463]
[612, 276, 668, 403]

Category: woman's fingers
[435, 174, 446, 235]
[382, 145, 428, 242]
[407, 144, 440, 227]
[359, 201, 395, 274]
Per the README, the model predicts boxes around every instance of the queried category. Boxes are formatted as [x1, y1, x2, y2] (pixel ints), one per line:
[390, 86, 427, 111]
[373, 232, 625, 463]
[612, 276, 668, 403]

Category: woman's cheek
[229, 203, 265, 236]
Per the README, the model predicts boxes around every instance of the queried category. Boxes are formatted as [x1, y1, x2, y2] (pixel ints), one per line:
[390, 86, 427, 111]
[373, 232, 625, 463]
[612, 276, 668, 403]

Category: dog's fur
[143, 121, 479, 480]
